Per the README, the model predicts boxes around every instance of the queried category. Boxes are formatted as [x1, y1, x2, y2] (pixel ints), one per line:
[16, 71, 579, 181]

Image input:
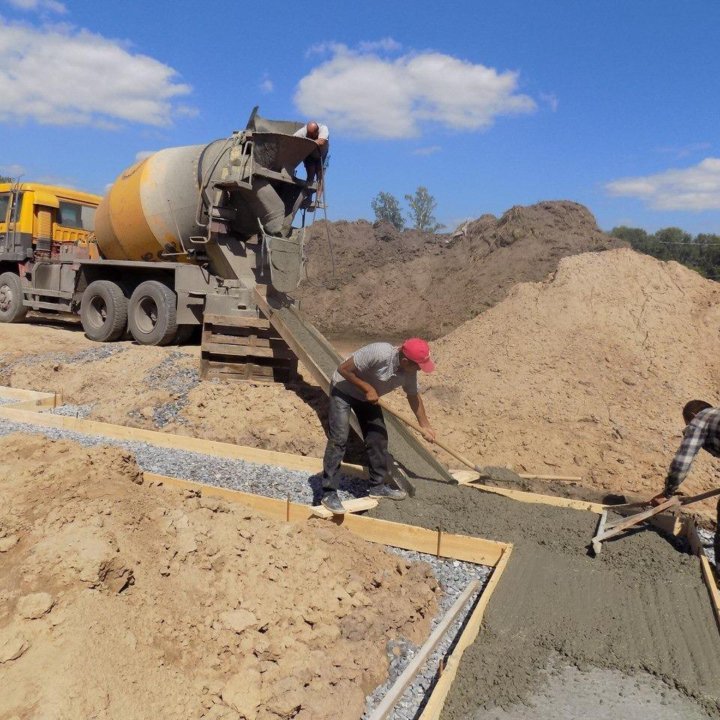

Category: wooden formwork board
[0, 387, 56, 410]
[467, 482, 606, 514]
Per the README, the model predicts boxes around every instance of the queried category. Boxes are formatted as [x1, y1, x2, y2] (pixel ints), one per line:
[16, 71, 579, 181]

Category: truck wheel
[80, 280, 128, 342]
[0, 272, 29, 323]
[128, 280, 178, 346]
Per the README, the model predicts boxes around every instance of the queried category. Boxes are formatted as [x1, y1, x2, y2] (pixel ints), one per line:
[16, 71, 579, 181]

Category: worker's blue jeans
[322, 388, 390, 490]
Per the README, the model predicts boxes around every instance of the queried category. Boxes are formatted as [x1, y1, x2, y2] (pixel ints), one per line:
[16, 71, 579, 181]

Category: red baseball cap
[401, 338, 435, 373]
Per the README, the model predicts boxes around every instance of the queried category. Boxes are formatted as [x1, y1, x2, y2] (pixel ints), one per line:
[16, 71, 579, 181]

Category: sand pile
[294, 201, 625, 339]
[0, 434, 438, 720]
[390, 248, 720, 521]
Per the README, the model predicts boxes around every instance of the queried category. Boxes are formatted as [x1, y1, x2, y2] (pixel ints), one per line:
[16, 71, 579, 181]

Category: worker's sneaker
[320, 490, 346, 515]
[368, 483, 407, 501]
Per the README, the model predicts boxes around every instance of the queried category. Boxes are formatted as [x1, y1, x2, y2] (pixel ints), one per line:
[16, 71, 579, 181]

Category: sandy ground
[0, 434, 438, 720]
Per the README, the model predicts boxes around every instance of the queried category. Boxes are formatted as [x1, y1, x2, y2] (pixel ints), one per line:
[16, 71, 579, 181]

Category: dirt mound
[294, 201, 625, 340]
[0, 434, 438, 720]
[381, 248, 720, 522]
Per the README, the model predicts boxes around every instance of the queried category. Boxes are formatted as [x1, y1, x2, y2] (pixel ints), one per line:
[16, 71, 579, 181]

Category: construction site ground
[2, 209, 720, 719]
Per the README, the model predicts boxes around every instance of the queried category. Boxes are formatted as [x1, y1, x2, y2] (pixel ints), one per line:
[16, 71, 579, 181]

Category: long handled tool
[591, 487, 720, 555]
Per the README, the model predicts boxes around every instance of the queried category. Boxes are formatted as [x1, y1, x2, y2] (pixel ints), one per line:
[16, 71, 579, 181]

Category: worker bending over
[651, 399, 720, 561]
[321, 338, 437, 515]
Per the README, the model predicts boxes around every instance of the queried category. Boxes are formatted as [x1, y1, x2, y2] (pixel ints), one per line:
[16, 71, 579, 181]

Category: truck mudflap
[259, 225, 305, 293]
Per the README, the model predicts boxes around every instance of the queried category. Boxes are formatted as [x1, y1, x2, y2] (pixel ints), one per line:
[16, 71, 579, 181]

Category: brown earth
[0, 434, 438, 720]
[380, 248, 720, 523]
[293, 201, 626, 340]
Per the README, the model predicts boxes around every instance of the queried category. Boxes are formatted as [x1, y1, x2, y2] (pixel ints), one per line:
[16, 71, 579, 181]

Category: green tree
[371, 191, 404, 230]
[0, 175, 13, 184]
[404, 186, 444, 233]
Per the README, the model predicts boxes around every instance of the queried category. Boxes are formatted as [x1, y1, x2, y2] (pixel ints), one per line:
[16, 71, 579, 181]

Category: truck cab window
[0, 193, 9, 223]
[58, 201, 95, 230]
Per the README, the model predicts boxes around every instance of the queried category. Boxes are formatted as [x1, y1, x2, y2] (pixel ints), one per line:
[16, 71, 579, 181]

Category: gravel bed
[48, 403, 94, 419]
[0, 411, 493, 718]
[0, 396, 16, 405]
[127, 351, 200, 428]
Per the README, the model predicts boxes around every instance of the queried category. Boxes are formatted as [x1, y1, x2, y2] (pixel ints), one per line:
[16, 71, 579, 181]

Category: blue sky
[1, 0, 719, 234]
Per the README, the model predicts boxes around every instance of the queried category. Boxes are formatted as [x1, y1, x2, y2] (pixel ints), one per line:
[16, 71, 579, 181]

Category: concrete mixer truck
[0, 108, 317, 368]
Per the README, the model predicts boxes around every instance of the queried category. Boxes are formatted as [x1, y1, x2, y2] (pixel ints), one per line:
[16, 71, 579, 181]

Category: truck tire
[128, 280, 178, 346]
[80, 280, 128, 342]
[0, 272, 29, 323]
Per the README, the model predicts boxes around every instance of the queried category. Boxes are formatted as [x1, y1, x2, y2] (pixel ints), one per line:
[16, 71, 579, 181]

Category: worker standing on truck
[293, 121, 329, 186]
[320, 338, 437, 515]
[651, 399, 720, 562]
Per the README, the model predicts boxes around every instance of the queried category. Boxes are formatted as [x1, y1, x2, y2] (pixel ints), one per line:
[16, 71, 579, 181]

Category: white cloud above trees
[295, 41, 536, 139]
[606, 158, 720, 211]
[0, 20, 193, 128]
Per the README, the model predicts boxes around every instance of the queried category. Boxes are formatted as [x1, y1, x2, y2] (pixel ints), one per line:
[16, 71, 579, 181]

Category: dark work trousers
[716, 498, 720, 565]
[322, 388, 390, 490]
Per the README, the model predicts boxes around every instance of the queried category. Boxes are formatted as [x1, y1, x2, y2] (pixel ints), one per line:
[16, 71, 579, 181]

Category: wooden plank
[419, 545, 513, 719]
[0, 387, 55, 401]
[369, 580, 481, 720]
[201, 341, 294, 360]
[593, 497, 682, 544]
[204, 313, 270, 329]
[685, 519, 720, 633]
[203, 334, 277, 349]
[310, 497, 379, 518]
[0, 405, 365, 477]
[143, 471, 507, 567]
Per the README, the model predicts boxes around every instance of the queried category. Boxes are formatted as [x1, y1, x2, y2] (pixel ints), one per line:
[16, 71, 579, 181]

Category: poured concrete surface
[369, 480, 720, 718]
[476, 657, 714, 720]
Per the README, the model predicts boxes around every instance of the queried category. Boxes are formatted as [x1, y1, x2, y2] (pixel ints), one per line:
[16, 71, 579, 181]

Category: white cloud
[260, 75, 274, 94]
[295, 43, 536, 139]
[606, 158, 720, 211]
[5, 0, 66, 14]
[0, 20, 193, 128]
[413, 145, 441, 156]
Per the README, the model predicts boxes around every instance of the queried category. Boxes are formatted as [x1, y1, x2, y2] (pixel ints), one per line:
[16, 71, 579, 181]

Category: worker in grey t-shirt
[320, 338, 437, 515]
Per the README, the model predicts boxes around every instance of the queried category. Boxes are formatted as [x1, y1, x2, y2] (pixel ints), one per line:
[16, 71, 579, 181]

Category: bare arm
[407, 394, 436, 442]
[338, 357, 378, 403]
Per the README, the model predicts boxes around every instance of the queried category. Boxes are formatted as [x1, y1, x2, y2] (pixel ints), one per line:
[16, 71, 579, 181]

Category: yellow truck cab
[0, 182, 101, 261]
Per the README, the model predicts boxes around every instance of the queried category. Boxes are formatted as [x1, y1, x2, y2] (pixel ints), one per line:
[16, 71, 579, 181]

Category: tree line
[371, 187, 444, 232]
[611, 226, 720, 280]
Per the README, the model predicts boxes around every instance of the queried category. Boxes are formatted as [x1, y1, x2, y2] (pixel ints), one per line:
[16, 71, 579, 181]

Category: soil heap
[0, 434, 438, 720]
[293, 201, 625, 340]
[386, 248, 720, 521]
